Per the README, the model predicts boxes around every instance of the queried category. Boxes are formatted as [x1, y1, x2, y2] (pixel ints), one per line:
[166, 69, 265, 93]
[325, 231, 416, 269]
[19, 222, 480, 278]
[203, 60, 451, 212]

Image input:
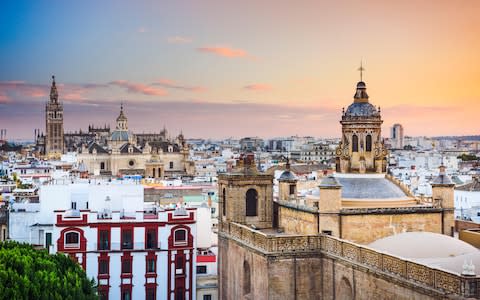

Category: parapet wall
[385, 174, 416, 198]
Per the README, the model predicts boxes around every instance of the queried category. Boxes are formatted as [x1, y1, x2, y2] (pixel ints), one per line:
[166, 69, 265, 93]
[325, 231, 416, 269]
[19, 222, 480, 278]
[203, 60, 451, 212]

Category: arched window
[65, 231, 80, 248]
[243, 260, 251, 295]
[100, 162, 105, 170]
[246, 189, 258, 216]
[152, 168, 156, 178]
[366, 135, 372, 152]
[222, 188, 226, 216]
[352, 135, 358, 152]
[174, 229, 187, 246]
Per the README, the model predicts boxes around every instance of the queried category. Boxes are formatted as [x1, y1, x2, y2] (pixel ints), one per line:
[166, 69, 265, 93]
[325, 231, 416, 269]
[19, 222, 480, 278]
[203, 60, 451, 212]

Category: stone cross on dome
[357, 61, 365, 82]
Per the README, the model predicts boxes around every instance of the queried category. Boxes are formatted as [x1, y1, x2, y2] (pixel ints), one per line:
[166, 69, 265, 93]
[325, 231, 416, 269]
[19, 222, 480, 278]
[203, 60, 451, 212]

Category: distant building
[300, 142, 335, 164]
[36, 76, 192, 179]
[455, 174, 480, 220]
[390, 123, 404, 149]
[239, 137, 263, 151]
[76, 105, 191, 178]
[45, 76, 64, 157]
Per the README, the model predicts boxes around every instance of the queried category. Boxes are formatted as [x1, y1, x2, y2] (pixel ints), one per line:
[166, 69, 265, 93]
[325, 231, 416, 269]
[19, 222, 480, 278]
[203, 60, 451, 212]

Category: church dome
[278, 170, 296, 181]
[111, 130, 131, 141]
[345, 102, 379, 117]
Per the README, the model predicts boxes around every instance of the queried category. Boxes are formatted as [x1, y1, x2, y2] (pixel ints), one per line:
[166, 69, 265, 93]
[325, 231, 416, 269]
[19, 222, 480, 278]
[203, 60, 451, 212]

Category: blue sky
[1, 0, 479, 140]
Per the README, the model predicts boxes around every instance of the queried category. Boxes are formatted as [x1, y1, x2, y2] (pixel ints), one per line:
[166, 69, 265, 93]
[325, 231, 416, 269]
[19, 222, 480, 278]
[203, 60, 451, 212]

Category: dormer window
[64, 231, 80, 248]
[174, 229, 187, 246]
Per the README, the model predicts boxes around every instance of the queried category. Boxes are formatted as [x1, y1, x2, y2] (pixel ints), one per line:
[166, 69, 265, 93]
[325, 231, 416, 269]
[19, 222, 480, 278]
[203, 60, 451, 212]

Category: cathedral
[37, 76, 192, 178]
[217, 75, 473, 299]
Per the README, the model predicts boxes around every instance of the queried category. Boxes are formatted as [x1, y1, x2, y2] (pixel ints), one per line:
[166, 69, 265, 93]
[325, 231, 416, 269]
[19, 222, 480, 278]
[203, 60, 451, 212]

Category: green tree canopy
[0, 241, 97, 300]
[457, 153, 478, 161]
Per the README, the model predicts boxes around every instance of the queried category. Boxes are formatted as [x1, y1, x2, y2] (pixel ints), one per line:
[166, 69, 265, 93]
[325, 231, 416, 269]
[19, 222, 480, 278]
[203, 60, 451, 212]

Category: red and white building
[49, 182, 197, 300]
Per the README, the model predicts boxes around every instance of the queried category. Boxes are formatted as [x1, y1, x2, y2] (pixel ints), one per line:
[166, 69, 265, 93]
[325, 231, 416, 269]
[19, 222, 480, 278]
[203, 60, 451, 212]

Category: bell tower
[218, 153, 274, 230]
[45, 75, 64, 157]
[335, 64, 387, 173]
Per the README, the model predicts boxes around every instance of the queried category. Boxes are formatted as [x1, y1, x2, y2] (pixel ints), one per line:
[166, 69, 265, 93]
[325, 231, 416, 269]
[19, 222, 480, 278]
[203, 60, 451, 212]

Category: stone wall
[459, 229, 480, 248]
[340, 211, 444, 244]
[456, 219, 480, 231]
[278, 204, 318, 235]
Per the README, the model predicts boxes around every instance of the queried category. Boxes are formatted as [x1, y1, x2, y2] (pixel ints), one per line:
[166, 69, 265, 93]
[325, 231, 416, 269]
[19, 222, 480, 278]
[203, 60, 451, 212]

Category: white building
[9, 180, 199, 300]
[455, 176, 480, 221]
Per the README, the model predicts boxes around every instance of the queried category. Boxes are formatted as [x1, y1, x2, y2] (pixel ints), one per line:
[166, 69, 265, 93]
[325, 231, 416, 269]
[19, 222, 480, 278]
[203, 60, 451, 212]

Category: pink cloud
[167, 36, 192, 44]
[0, 92, 10, 103]
[138, 27, 147, 33]
[244, 84, 272, 91]
[109, 80, 167, 96]
[197, 46, 248, 58]
[0, 81, 46, 99]
[153, 79, 207, 93]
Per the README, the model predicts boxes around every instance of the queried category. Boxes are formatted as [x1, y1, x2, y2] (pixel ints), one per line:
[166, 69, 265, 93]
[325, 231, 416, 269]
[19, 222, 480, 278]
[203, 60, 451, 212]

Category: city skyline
[1, 0, 480, 139]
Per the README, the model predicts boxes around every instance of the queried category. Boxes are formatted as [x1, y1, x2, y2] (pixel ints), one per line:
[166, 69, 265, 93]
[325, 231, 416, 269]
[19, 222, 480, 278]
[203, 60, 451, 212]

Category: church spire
[50, 75, 59, 103]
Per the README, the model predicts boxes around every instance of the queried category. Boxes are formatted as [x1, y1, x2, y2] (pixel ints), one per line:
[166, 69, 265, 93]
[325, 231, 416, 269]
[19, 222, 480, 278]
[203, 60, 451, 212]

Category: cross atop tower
[357, 61, 365, 82]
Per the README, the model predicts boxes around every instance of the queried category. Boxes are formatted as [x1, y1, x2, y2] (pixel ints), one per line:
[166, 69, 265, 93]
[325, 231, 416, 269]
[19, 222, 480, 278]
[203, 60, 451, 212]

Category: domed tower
[335, 66, 387, 173]
[110, 104, 135, 148]
[116, 103, 128, 131]
[278, 159, 297, 202]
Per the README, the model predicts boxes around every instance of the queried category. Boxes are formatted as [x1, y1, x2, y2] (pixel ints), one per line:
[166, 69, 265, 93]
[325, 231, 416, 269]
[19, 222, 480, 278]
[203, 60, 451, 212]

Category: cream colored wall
[341, 213, 443, 244]
[279, 206, 318, 235]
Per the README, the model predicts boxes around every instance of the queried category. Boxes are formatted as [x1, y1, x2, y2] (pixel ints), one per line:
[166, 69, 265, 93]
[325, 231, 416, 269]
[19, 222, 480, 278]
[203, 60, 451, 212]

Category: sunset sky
[1, 0, 479, 140]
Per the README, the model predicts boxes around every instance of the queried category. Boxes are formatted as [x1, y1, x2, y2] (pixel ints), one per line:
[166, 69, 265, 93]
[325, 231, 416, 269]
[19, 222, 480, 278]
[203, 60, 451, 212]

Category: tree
[457, 153, 478, 161]
[0, 241, 97, 300]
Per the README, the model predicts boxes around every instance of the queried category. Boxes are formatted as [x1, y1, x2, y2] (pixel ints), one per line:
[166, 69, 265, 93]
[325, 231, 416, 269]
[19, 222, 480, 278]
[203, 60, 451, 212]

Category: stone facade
[218, 154, 273, 230]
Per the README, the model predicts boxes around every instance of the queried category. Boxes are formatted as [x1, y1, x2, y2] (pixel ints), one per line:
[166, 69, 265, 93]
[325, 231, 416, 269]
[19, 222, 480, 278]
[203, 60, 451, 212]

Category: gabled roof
[88, 142, 108, 154]
[119, 143, 142, 154]
[148, 141, 180, 153]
